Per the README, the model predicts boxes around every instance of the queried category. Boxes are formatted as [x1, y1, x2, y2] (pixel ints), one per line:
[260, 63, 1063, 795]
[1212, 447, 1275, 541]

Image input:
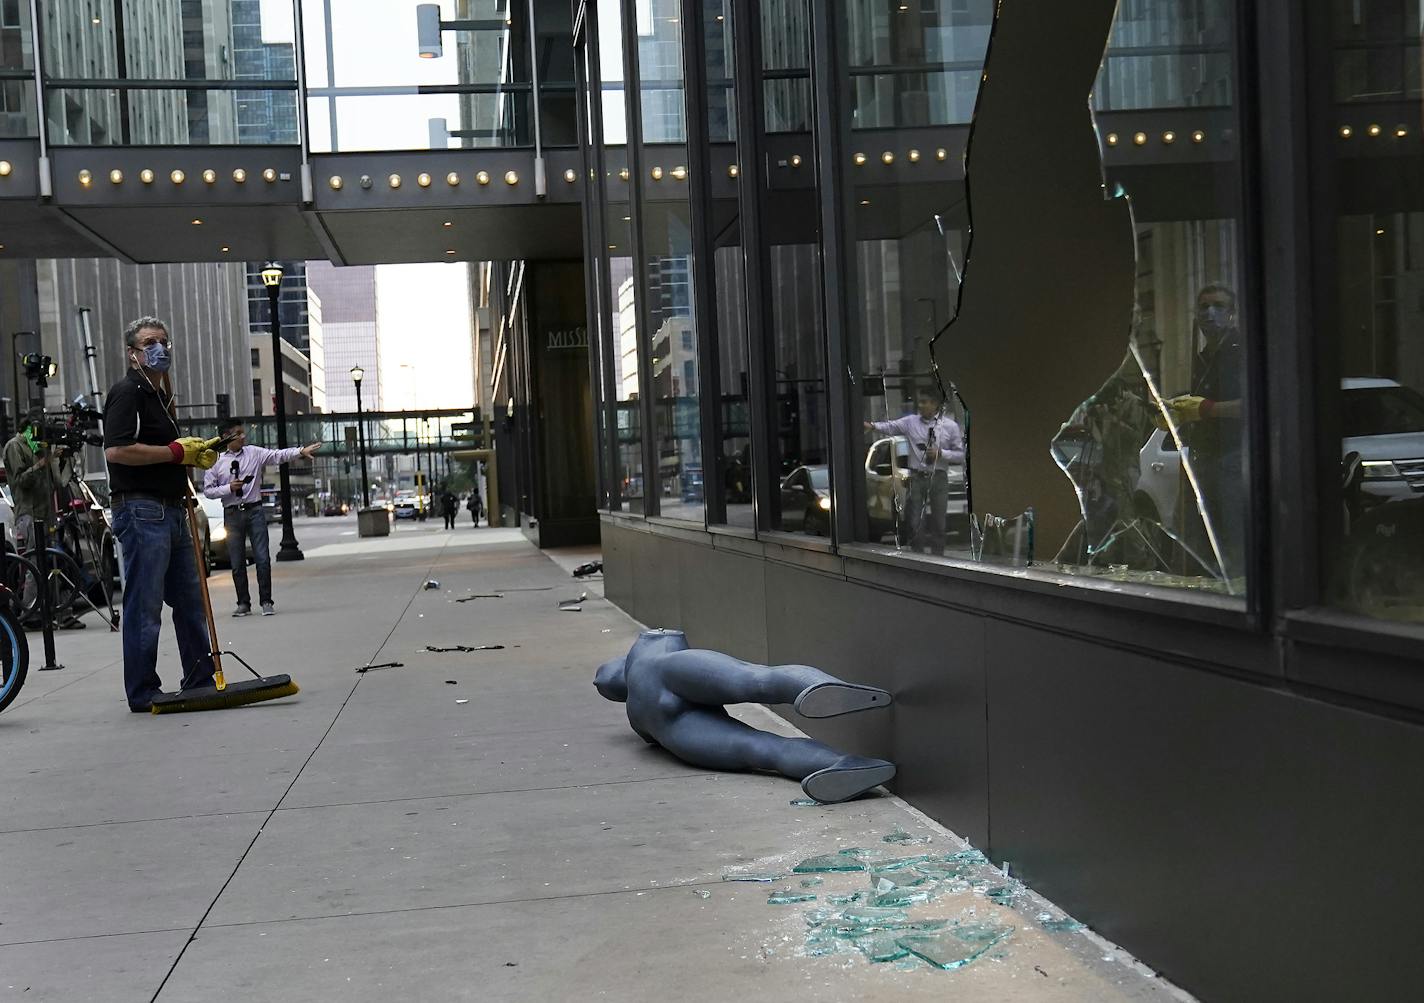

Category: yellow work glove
[1151, 395, 1212, 430]
[169, 436, 221, 469]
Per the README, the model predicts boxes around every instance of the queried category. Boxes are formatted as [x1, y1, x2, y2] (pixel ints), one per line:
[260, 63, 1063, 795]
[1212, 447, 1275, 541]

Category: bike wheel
[0, 553, 42, 621]
[0, 605, 31, 714]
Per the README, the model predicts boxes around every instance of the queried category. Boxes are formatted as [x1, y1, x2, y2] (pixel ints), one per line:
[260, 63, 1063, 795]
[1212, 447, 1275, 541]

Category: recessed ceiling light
[445, 249, 456, 255]
[170, 169, 186, 184]
[220, 245, 230, 252]
[443, 221, 452, 227]
[92, 16, 100, 24]
[191, 218, 202, 225]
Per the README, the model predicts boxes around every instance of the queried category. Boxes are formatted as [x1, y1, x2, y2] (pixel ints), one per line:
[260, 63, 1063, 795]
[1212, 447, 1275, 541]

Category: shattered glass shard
[840, 906, 912, 926]
[793, 854, 867, 873]
[897, 924, 1015, 970]
[873, 877, 896, 895]
[883, 829, 929, 845]
[800, 877, 824, 888]
[872, 888, 931, 908]
[837, 847, 874, 859]
[768, 889, 818, 905]
[826, 892, 866, 906]
[805, 935, 843, 957]
[947, 848, 989, 865]
[693, 889, 711, 899]
[985, 883, 1023, 905]
[912, 861, 964, 880]
[857, 934, 910, 963]
[953, 921, 1017, 944]
[721, 871, 784, 883]
[1039, 917, 1085, 933]
[872, 854, 934, 872]
[805, 909, 834, 926]
[789, 798, 820, 807]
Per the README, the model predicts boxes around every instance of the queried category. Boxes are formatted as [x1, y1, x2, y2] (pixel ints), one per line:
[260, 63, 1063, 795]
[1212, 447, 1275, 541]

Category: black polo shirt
[103, 369, 188, 497]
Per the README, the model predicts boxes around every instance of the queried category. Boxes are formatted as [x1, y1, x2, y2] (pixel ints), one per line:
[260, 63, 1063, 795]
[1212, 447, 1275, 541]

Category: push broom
[149, 397, 299, 713]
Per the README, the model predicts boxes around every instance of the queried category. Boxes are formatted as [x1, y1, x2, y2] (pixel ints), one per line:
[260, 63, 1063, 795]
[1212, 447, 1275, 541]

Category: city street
[0, 516, 1182, 1002]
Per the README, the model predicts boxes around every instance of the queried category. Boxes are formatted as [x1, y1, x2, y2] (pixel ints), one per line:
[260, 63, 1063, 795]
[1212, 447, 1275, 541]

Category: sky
[376, 264, 475, 411]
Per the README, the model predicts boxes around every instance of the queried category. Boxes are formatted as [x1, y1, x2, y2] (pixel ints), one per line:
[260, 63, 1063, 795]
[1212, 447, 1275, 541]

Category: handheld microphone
[230, 459, 241, 483]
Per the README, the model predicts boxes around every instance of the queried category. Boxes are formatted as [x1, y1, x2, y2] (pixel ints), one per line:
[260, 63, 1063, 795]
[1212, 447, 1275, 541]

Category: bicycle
[0, 579, 32, 715]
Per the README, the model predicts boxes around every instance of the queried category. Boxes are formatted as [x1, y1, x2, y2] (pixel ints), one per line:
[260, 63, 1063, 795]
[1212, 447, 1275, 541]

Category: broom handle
[183, 483, 225, 689]
[164, 373, 225, 690]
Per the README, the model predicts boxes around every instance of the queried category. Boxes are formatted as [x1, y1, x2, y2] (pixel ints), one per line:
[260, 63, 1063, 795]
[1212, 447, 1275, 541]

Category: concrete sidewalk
[0, 519, 1185, 1001]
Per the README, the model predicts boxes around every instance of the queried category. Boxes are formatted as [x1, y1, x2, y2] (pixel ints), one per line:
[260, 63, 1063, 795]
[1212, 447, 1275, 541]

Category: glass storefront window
[841, 1, 989, 557]
[636, 0, 703, 522]
[705, 0, 752, 529]
[597, 0, 644, 513]
[839, 0, 1250, 595]
[1322, 0, 1424, 622]
[761, 0, 830, 535]
[1059, 0, 1249, 594]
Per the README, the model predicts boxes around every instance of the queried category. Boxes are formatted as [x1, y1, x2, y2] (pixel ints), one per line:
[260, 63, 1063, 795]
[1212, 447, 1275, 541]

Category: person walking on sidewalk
[466, 489, 482, 527]
[440, 486, 458, 530]
[103, 316, 222, 712]
[201, 418, 322, 617]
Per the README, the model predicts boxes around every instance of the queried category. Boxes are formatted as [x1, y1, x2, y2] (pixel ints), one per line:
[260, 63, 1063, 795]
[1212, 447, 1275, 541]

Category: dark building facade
[574, 0, 1424, 998]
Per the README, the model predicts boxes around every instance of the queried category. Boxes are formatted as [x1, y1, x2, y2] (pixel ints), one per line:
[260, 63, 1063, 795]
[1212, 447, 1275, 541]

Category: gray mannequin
[594, 629, 896, 803]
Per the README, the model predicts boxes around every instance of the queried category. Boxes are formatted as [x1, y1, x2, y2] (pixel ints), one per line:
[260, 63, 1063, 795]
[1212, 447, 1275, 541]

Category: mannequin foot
[794, 681, 892, 718]
[801, 755, 896, 804]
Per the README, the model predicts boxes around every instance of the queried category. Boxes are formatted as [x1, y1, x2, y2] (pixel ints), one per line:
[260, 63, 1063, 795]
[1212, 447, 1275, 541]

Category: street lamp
[351, 365, 371, 509]
[261, 261, 303, 562]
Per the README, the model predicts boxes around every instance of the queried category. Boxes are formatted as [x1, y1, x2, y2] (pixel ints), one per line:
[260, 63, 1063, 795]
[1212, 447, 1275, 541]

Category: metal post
[268, 281, 304, 561]
[77, 308, 104, 418]
[27, 0, 51, 195]
[354, 378, 370, 508]
[526, 0, 546, 196]
[292, 0, 314, 201]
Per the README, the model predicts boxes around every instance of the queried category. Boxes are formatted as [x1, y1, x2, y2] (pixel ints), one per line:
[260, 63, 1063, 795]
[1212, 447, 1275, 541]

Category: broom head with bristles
[150, 675, 299, 714]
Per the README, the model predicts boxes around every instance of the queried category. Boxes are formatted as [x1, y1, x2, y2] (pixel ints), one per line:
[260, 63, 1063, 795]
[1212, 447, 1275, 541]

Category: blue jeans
[112, 499, 214, 707]
[223, 505, 272, 606]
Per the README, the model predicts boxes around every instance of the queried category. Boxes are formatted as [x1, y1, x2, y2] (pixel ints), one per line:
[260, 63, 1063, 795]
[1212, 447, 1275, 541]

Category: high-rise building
[307, 261, 380, 412]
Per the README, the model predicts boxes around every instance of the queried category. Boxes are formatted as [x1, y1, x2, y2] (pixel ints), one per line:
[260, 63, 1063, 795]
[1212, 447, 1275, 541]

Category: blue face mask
[138, 341, 172, 372]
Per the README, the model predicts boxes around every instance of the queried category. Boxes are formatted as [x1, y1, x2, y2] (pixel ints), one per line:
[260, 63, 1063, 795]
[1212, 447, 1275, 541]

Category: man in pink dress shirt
[202, 418, 322, 617]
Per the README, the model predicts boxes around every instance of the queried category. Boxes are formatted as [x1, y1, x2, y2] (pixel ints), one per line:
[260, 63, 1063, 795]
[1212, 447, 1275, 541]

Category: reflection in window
[637, 3, 703, 522]
[1326, 2, 1424, 622]
[1054, 0, 1248, 594]
[598, 0, 643, 513]
[762, 0, 830, 532]
[845, 0, 993, 127]
[700, 0, 752, 528]
[839, 3, 988, 555]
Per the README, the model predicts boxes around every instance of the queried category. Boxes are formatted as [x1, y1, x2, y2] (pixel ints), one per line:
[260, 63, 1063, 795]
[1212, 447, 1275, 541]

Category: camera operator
[103, 316, 222, 713]
[2, 409, 84, 629]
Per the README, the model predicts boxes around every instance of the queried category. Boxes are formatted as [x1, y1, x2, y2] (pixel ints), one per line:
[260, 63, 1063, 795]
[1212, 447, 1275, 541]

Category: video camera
[34, 397, 104, 452]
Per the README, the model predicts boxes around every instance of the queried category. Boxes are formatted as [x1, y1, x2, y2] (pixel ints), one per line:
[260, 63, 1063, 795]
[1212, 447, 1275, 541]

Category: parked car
[193, 494, 230, 571]
[780, 465, 831, 534]
[864, 436, 969, 541]
[393, 496, 420, 520]
[322, 500, 350, 516]
[1137, 377, 1424, 532]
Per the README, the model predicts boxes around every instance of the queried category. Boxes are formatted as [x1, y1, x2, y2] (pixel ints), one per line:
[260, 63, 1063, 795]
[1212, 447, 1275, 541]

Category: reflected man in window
[865, 390, 966, 556]
[1157, 284, 1247, 579]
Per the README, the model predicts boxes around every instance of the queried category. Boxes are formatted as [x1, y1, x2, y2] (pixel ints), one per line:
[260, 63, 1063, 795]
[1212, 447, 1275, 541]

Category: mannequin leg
[657, 708, 896, 803]
[656, 650, 891, 718]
